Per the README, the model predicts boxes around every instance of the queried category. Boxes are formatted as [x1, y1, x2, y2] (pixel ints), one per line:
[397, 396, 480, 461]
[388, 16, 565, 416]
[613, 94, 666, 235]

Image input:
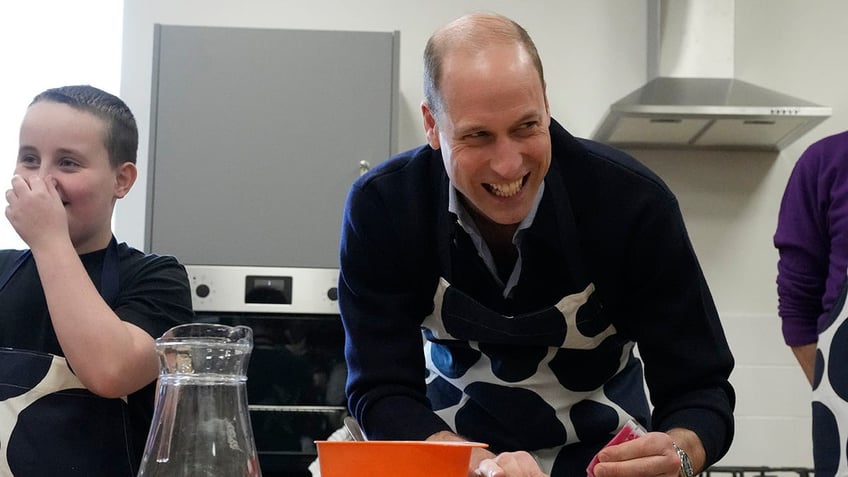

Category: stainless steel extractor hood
[593, 0, 831, 151]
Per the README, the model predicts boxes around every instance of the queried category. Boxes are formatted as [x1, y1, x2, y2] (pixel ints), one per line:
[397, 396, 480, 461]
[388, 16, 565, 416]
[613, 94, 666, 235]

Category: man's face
[423, 43, 551, 227]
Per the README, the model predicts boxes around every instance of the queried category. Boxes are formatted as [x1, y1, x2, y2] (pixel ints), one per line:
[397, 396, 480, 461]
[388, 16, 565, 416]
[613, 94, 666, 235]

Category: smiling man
[338, 13, 735, 477]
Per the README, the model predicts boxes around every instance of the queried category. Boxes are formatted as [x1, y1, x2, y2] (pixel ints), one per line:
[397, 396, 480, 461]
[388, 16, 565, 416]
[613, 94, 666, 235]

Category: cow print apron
[0, 239, 137, 476]
[813, 277, 848, 477]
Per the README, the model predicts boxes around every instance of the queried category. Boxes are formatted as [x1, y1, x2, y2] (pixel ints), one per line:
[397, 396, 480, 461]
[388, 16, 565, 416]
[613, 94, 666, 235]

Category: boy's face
[16, 101, 132, 252]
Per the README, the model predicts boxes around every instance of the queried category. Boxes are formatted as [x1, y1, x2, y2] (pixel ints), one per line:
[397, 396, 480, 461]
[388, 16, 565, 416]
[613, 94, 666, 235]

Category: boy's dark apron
[0, 239, 137, 476]
[813, 276, 848, 477]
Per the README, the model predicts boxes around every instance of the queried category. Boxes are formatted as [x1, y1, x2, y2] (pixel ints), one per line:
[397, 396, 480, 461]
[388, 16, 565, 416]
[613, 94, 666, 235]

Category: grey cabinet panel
[146, 24, 398, 268]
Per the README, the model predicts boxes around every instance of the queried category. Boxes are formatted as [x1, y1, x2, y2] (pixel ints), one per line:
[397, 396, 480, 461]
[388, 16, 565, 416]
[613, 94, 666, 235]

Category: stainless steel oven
[185, 265, 346, 477]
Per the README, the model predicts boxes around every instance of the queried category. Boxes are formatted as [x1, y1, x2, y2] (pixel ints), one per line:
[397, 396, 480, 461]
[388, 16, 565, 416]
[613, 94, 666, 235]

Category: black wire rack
[700, 467, 814, 477]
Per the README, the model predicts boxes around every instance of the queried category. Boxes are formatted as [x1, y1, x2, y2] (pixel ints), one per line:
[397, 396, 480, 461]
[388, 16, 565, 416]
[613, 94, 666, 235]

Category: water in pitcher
[137, 323, 262, 477]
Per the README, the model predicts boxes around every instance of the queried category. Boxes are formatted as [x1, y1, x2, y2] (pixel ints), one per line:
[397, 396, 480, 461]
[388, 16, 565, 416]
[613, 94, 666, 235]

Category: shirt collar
[448, 182, 545, 295]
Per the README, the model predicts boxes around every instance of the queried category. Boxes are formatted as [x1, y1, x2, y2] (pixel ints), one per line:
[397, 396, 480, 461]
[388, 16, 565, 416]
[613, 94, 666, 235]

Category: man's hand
[426, 430, 546, 477]
[474, 451, 549, 477]
[592, 431, 691, 477]
[791, 343, 817, 385]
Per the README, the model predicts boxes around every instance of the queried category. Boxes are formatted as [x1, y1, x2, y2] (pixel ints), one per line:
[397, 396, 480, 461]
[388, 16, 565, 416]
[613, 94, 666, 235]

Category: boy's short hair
[31, 85, 138, 167]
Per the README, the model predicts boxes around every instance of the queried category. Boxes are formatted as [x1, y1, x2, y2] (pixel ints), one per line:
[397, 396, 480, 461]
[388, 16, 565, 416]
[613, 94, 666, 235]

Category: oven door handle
[248, 404, 347, 413]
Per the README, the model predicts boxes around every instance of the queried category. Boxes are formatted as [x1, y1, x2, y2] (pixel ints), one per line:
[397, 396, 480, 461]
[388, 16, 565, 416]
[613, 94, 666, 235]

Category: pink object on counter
[586, 419, 647, 477]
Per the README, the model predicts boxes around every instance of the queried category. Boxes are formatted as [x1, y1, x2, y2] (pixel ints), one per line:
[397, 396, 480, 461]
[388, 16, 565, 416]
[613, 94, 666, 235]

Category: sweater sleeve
[620, 194, 735, 466]
[775, 133, 848, 346]
[573, 139, 735, 466]
[338, 171, 452, 441]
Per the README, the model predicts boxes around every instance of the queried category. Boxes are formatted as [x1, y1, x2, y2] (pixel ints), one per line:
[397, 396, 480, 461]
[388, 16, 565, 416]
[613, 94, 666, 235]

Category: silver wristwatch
[672, 442, 695, 477]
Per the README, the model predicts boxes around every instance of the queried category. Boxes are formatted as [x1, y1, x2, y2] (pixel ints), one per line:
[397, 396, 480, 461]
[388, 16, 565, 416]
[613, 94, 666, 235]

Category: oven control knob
[327, 287, 338, 301]
[196, 284, 211, 298]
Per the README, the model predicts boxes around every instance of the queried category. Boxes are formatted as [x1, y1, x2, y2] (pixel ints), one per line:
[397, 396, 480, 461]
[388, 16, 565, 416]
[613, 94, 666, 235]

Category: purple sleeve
[775, 131, 848, 346]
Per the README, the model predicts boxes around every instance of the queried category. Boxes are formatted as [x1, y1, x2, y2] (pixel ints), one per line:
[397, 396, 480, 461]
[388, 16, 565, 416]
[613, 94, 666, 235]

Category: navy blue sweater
[339, 119, 734, 474]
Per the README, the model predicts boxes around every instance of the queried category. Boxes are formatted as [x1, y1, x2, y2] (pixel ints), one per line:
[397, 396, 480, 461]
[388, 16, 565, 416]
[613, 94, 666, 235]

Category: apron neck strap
[0, 236, 120, 307]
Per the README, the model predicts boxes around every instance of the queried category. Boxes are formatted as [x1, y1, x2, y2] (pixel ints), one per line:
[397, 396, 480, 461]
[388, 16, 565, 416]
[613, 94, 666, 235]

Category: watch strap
[672, 442, 695, 477]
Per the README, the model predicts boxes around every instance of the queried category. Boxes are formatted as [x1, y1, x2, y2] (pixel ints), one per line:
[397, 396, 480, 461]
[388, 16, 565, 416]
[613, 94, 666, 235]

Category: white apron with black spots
[0, 349, 134, 476]
[422, 277, 647, 474]
[813, 279, 848, 477]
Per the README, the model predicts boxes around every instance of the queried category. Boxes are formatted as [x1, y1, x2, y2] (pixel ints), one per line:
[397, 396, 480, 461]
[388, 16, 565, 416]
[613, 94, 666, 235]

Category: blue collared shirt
[447, 182, 545, 298]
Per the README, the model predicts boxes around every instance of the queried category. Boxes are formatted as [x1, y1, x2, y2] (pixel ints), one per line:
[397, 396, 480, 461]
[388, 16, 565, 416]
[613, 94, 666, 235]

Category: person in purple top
[775, 129, 848, 477]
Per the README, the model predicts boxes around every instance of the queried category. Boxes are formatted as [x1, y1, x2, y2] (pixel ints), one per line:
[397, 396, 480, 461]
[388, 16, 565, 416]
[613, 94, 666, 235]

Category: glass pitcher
[137, 323, 262, 476]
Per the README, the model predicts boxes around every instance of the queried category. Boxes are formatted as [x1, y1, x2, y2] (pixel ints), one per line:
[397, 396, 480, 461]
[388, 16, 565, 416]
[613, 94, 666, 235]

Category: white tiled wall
[635, 312, 812, 468]
[715, 313, 812, 468]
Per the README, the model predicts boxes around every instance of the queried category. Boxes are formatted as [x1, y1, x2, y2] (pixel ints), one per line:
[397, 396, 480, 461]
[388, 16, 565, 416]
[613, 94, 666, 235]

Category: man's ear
[114, 162, 138, 199]
[421, 101, 441, 150]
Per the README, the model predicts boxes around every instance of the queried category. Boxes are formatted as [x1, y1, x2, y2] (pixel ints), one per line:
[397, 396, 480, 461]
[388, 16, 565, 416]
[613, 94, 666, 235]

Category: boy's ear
[114, 162, 137, 199]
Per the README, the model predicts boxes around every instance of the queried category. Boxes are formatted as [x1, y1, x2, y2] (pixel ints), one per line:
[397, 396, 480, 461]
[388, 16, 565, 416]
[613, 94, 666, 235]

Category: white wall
[119, 0, 848, 468]
[0, 0, 123, 249]
[633, 0, 848, 467]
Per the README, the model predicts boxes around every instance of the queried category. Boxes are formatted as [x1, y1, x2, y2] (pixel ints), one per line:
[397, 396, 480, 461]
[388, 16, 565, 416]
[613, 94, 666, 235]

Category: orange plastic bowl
[315, 440, 487, 477]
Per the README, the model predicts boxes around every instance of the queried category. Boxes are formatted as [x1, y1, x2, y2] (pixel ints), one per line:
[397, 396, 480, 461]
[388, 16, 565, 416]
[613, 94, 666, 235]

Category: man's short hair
[423, 13, 545, 119]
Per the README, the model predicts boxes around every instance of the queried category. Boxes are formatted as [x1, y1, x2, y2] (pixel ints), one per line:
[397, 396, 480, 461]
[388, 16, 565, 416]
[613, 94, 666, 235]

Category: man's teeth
[488, 178, 523, 198]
